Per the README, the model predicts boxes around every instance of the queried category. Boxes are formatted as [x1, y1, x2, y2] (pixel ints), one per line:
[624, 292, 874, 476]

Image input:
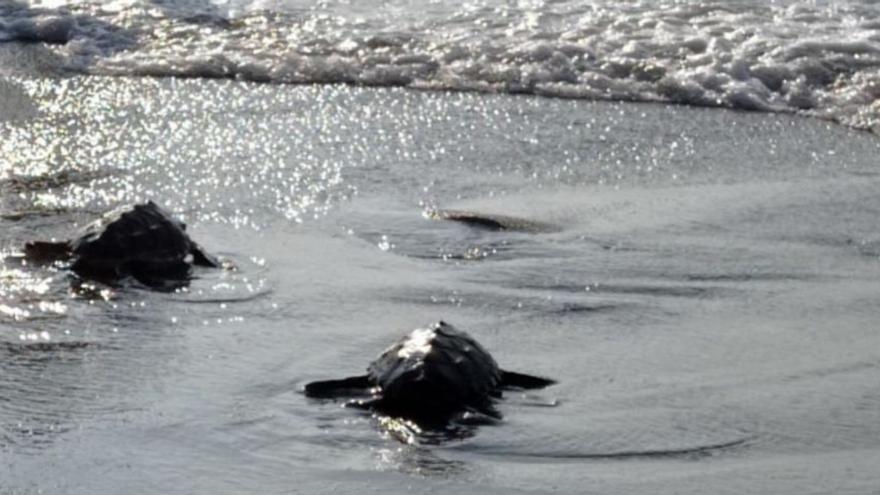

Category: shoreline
[1, 40, 878, 138]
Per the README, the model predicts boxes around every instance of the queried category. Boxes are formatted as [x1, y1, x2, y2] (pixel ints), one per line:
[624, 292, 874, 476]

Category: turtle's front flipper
[304, 375, 374, 398]
[500, 370, 556, 390]
[190, 242, 221, 268]
[24, 241, 73, 263]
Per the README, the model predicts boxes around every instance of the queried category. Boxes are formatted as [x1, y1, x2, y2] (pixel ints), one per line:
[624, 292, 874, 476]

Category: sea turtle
[427, 209, 561, 233]
[305, 321, 556, 425]
[23, 201, 220, 286]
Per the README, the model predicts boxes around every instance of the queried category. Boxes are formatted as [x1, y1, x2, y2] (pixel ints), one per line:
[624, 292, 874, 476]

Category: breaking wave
[2, 0, 879, 132]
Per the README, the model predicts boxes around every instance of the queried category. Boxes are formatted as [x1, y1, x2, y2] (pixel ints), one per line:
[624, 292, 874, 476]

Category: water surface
[1, 74, 879, 493]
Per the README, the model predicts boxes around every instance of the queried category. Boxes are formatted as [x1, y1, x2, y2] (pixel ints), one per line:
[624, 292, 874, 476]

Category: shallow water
[1, 73, 880, 494]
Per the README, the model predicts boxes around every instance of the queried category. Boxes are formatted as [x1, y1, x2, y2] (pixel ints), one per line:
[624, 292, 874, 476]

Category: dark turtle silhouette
[305, 321, 555, 425]
[427, 209, 561, 233]
[23, 201, 220, 286]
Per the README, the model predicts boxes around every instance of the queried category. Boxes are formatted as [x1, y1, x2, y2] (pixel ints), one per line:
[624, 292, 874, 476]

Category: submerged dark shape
[305, 321, 556, 426]
[24, 201, 220, 288]
[427, 209, 561, 233]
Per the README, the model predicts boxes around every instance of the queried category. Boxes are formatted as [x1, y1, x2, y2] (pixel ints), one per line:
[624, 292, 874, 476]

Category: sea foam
[1, 0, 878, 133]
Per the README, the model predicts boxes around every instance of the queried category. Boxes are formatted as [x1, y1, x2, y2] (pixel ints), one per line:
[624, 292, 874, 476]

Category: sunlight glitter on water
[3, 77, 356, 226]
[0, 264, 61, 322]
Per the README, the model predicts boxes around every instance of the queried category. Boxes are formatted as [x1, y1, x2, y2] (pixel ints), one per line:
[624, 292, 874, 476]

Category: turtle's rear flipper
[500, 370, 556, 390]
[24, 241, 72, 263]
[304, 375, 373, 398]
[190, 243, 221, 268]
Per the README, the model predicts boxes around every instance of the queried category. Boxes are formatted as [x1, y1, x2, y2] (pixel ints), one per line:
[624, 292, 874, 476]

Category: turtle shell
[69, 201, 195, 279]
[367, 321, 503, 417]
